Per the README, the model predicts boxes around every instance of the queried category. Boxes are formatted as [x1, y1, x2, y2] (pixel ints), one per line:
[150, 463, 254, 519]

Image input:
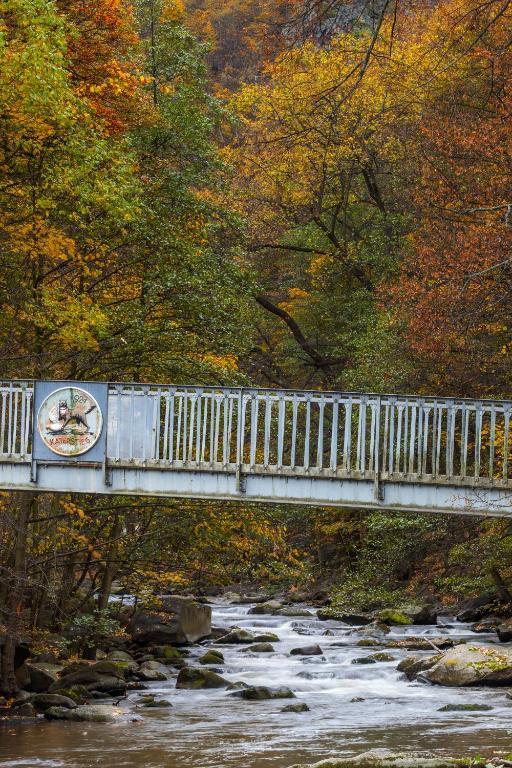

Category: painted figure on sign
[46, 399, 97, 435]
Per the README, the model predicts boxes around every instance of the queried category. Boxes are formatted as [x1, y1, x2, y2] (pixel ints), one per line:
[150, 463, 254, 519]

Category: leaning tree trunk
[1, 492, 35, 695]
[97, 514, 122, 612]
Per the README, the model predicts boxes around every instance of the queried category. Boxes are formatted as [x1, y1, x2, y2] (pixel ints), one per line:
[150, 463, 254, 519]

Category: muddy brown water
[1, 603, 512, 768]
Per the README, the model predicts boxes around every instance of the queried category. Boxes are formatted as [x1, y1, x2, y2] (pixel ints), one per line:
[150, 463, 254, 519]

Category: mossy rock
[142, 699, 172, 708]
[199, 650, 224, 665]
[253, 633, 280, 643]
[176, 667, 229, 689]
[351, 657, 376, 665]
[370, 653, 395, 662]
[356, 639, 380, 648]
[377, 609, 413, 626]
[244, 643, 274, 653]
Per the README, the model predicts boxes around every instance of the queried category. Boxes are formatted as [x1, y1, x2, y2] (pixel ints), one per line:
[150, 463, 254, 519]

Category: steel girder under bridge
[1, 379, 512, 516]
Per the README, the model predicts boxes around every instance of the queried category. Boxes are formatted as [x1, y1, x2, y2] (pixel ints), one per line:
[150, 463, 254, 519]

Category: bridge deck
[1, 380, 512, 516]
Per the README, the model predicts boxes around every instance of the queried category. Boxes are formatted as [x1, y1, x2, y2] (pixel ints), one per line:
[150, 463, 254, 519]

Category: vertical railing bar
[395, 405, 403, 474]
[436, 405, 443, 476]
[489, 406, 496, 481]
[447, 403, 456, 478]
[200, 394, 208, 463]
[213, 395, 221, 464]
[343, 397, 352, 471]
[168, 390, 175, 463]
[250, 395, 258, 468]
[317, 397, 325, 469]
[389, 400, 396, 475]
[188, 394, 197, 460]
[408, 402, 416, 474]
[7, 383, 13, 455]
[304, 397, 311, 470]
[264, 394, 272, 467]
[0, 389, 6, 454]
[277, 395, 285, 469]
[403, 401, 409, 474]
[330, 397, 339, 472]
[474, 402, 482, 480]
[129, 386, 135, 459]
[369, 402, 376, 473]
[176, 396, 183, 461]
[461, 406, 469, 478]
[222, 392, 229, 467]
[290, 394, 298, 469]
[360, 396, 367, 473]
[417, 400, 424, 476]
[226, 395, 234, 464]
[422, 406, 430, 475]
[12, 388, 19, 455]
[504, 408, 510, 481]
[382, 402, 389, 475]
[162, 391, 169, 462]
[195, 394, 202, 465]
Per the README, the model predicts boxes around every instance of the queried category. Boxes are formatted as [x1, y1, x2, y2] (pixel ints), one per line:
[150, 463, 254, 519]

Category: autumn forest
[1, 0, 512, 758]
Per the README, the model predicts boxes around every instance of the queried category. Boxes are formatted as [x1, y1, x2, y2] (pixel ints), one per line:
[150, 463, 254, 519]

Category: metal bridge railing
[2, 381, 512, 488]
[107, 385, 512, 487]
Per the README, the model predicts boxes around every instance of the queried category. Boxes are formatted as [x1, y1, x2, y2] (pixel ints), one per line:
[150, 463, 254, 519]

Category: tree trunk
[97, 515, 122, 612]
[1, 492, 35, 695]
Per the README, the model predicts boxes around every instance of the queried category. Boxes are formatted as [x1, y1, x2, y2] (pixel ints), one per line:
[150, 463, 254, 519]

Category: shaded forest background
[1, 0, 512, 689]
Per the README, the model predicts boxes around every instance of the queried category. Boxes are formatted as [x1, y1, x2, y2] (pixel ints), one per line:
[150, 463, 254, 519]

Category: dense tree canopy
[1, 0, 512, 695]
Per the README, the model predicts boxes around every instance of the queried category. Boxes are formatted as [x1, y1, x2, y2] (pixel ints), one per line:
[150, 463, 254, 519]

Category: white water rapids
[1, 602, 512, 767]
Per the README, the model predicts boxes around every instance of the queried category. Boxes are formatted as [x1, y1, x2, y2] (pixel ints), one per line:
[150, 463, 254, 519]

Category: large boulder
[31, 693, 77, 712]
[45, 704, 120, 722]
[400, 604, 438, 625]
[129, 597, 211, 645]
[354, 621, 390, 638]
[15, 662, 61, 693]
[278, 607, 314, 617]
[423, 644, 512, 686]
[176, 667, 229, 689]
[456, 593, 502, 623]
[385, 637, 456, 651]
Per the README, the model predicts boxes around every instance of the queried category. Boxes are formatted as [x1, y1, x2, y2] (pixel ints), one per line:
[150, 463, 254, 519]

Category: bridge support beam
[0, 462, 511, 517]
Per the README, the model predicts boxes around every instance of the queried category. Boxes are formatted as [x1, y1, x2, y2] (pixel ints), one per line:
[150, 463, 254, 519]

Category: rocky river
[1, 601, 512, 768]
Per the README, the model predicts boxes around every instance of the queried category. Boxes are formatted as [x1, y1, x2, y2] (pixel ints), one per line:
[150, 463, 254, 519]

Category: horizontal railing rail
[3, 380, 512, 488]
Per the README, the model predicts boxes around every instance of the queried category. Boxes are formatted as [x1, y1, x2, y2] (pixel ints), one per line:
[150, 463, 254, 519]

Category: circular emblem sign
[37, 386, 103, 457]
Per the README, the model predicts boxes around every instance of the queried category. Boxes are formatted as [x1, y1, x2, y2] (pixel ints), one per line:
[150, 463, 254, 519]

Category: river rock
[129, 597, 211, 645]
[199, 650, 224, 665]
[216, 628, 256, 644]
[15, 662, 61, 693]
[438, 703, 493, 711]
[31, 693, 77, 712]
[352, 656, 376, 665]
[44, 704, 120, 722]
[290, 644, 323, 656]
[497, 618, 512, 642]
[317, 609, 372, 625]
[248, 600, 283, 615]
[385, 637, 456, 651]
[423, 644, 512, 686]
[278, 607, 314, 617]
[230, 685, 296, 700]
[397, 654, 440, 681]
[375, 609, 413, 626]
[288, 748, 466, 768]
[176, 667, 229, 689]
[90, 661, 127, 679]
[471, 618, 499, 633]
[253, 633, 280, 642]
[86, 675, 127, 694]
[354, 621, 390, 638]
[107, 650, 135, 662]
[49, 667, 101, 691]
[142, 699, 173, 708]
[400, 604, 438, 625]
[137, 661, 168, 682]
[281, 702, 310, 712]
[244, 643, 275, 653]
[456, 593, 501, 622]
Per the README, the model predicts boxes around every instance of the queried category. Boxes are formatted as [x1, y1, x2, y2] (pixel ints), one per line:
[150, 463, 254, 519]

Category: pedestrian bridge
[1, 379, 512, 516]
